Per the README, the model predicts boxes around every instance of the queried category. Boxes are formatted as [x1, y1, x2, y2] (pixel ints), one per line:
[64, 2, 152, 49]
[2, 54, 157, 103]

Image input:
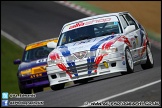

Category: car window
[23, 46, 54, 62]
[119, 15, 129, 29]
[58, 21, 122, 46]
[123, 14, 138, 30]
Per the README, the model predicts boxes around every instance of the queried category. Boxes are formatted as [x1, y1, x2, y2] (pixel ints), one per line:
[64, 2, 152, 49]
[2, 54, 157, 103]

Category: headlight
[99, 47, 118, 55]
[47, 57, 64, 65]
[65, 55, 76, 61]
[19, 69, 31, 76]
[48, 52, 64, 65]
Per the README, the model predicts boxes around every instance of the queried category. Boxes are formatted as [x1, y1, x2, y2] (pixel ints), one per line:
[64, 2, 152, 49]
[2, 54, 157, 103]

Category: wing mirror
[13, 59, 21, 64]
[47, 41, 57, 48]
[124, 25, 135, 34]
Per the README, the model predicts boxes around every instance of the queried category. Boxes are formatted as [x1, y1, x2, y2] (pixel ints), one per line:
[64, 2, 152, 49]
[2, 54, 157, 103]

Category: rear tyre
[51, 83, 65, 91]
[33, 87, 43, 93]
[141, 44, 154, 69]
[18, 81, 32, 94]
[121, 47, 134, 75]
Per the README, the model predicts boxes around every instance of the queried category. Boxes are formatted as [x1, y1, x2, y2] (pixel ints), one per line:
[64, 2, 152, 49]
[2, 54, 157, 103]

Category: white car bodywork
[46, 12, 153, 90]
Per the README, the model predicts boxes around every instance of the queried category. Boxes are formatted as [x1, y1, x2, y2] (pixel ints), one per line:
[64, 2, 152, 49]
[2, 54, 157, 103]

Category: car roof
[26, 38, 58, 51]
[63, 11, 128, 27]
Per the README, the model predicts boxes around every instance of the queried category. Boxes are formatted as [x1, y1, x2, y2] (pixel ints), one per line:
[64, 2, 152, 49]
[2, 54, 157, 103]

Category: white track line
[80, 79, 161, 107]
[1, 30, 25, 49]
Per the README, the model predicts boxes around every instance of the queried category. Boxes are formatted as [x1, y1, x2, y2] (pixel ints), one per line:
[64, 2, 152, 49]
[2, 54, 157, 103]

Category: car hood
[18, 58, 47, 71]
[54, 35, 119, 57]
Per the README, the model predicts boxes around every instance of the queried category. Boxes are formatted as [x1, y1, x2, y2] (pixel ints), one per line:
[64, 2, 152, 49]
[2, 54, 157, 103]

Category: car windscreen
[58, 16, 122, 46]
[22, 46, 54, 62]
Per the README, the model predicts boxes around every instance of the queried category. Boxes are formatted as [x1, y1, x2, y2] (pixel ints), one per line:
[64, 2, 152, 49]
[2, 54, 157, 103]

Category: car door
[119, 15, 136, 60]
[123, 13, 142, 61]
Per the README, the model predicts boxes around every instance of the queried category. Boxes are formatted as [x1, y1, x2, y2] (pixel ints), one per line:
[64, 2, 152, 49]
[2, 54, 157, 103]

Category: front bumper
[19, 72, 49, 89]
[47, 53, 127, 86]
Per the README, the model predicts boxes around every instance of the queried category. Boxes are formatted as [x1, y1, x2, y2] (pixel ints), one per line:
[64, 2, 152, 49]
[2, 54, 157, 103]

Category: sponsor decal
[30, 73, 42, 78]
[69, 22, 84, 30]
[69, 18, 111, 30]
[62, 16, 119, 33]
[122, 61, 125, 65]
[36, 58, 47, 63]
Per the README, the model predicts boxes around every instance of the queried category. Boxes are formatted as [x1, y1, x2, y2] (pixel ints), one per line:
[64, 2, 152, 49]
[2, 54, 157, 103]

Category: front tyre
[51, 83, 65, 91]
[18, 81, 32, 94]
[141, 44, 154, 69]
[121, 47, 134, 75]
[33, 87, 43, 93]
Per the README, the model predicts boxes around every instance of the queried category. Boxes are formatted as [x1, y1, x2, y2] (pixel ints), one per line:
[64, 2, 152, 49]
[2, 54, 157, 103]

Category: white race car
[46, 12, 154, 90]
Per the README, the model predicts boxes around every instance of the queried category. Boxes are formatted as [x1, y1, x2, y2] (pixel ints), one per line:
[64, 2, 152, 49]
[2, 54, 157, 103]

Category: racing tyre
[33, 87, 43, 93]
[141, 44, 154, 69]
[121, 47, 134, 75]
[51, 83, 65, 91]
[18, 81, 32, 94]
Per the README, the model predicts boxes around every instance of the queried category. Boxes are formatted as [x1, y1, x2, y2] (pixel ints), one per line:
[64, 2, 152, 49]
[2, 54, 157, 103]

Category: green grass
[1, 36, 23, 94]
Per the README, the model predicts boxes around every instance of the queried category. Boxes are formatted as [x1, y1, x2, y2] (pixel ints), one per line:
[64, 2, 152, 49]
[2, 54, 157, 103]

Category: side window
[123, 14, 138, 30]
[119, 15, 128, 29]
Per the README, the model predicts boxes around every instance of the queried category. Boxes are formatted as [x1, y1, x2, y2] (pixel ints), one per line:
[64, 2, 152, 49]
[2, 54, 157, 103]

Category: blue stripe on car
[87, 56, 95, 74]
[90, 35, 115, 51]
[67, 61, 78, 77]
[59, 45, 71, 57]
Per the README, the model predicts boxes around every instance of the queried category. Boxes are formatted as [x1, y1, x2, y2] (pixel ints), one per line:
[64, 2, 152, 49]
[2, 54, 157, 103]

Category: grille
[66, 51, 96, 61]
[67, 62, 97, 74]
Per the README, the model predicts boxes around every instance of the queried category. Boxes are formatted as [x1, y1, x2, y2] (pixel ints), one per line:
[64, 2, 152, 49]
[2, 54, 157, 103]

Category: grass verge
[1, 36, 24, 94]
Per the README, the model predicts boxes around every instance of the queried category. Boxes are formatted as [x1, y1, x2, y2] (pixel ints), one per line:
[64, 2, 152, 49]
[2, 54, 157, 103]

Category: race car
[14, 38, 58, 94]
[46, 11, 154, 91]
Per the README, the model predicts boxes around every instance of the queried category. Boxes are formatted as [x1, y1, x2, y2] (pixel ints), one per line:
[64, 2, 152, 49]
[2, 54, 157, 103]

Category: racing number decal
[30, 73, 42, 78]
[36, 58, 47, 63]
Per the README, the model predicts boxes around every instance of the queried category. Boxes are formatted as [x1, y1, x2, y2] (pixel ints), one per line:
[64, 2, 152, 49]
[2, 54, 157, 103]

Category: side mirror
[47, 42, 57, 48]
[124, 25, 135, 34]
[14, 59, 21, 64]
